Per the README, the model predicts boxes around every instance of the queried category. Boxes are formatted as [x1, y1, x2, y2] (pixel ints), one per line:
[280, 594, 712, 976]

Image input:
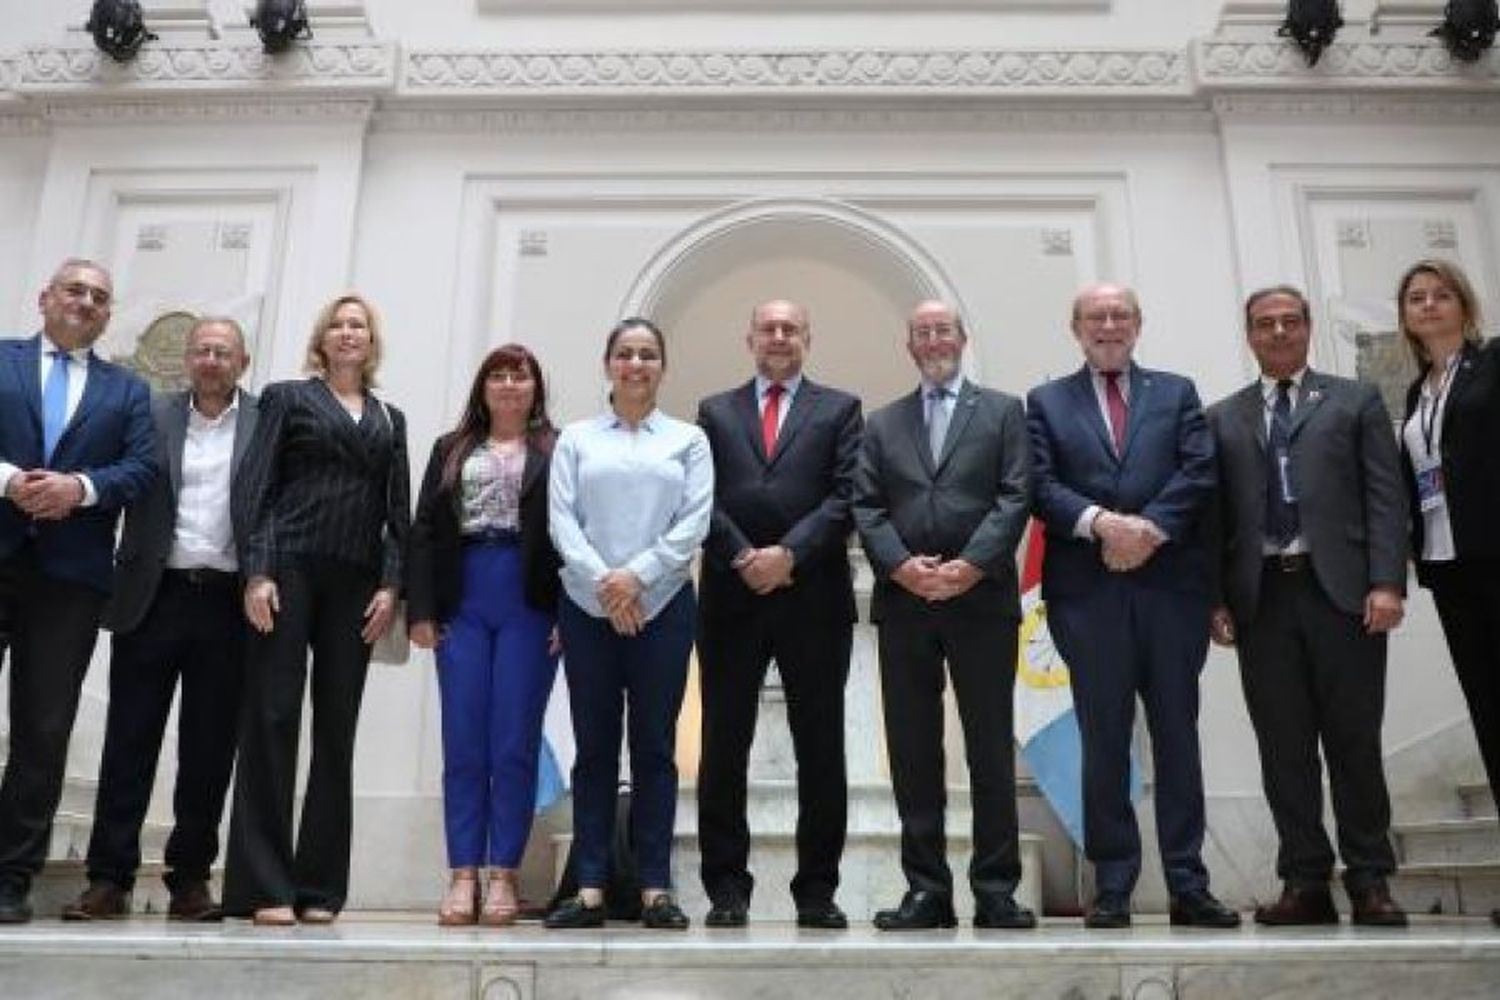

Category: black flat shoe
[704, 898, 748, 928]
[544, 897, 606, 929]
[796, 900, 848, 929]
[641, 894, 689, 930]
[1084, 892, 1131, 929]
[873, 890, 957, 931]
[1169, 890, 1241, 928]
[973, 893, 1037, 930]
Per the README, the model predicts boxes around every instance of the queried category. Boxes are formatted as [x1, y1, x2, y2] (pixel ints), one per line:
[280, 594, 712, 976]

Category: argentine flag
[535, 659, 573, 814]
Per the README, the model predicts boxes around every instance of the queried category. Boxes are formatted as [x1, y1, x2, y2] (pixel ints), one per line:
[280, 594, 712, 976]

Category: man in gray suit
[63, 317, 258, 921]
[854, 300, 1034, 931]
[1208, 286, 1408, 927]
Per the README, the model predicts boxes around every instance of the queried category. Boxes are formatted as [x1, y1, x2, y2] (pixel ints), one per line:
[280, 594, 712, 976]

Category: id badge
[1414, 454, 1446, 514]
[1275, 448, 1297, 503]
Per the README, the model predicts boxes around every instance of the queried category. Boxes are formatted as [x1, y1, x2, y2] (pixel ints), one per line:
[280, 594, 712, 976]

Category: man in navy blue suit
[0, 258, 156, 923]
[1026, 283, 1238, 929]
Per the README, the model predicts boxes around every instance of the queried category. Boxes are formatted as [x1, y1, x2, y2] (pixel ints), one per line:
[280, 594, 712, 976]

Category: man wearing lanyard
[0, 258, 156, 923]
[1208, 285, 1409, 926]
[62, 317, 259, 922]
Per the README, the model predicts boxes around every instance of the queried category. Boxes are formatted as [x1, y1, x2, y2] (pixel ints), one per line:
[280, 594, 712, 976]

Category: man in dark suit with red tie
[1026, 283, 1238, 929]
[0, 258, 156, 923]
[695, 299, 862, 929]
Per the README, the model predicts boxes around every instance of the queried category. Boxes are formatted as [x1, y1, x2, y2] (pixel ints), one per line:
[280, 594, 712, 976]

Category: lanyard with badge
[1413, 355, 1458, 514]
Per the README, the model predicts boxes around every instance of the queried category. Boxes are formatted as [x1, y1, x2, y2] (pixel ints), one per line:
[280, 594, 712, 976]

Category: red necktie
[1103, 371, 1127, 454]
[762, 382, 784, 457]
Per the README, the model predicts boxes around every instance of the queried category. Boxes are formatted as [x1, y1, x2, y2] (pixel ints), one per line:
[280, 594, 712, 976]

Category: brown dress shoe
[62, 882, 129, 921]
[1349, 883, 1407, 927]
[1254, 885, 1339, 926]
[168, 882, 222, 922]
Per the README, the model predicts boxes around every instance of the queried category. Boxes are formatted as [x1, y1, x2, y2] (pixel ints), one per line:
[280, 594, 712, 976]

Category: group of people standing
[0, 254, 1495, 934]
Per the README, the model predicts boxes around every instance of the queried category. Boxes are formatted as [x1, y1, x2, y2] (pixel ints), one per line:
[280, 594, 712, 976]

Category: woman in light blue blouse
[545, 317, 713, 930]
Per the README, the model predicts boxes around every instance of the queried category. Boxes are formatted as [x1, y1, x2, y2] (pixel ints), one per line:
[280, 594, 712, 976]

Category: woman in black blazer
[223, 293, 410, 926]
[1397, 258, 1500, 927]
[407, 345, 560, 927]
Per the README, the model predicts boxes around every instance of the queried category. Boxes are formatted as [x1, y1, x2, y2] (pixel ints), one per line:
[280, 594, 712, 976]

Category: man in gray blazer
[854, 300, 1034, 931]
[63, 317, 258, 922]
[1208, 286, 1408, 927]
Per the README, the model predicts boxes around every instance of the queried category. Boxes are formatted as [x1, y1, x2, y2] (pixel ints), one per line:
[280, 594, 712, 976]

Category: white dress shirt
[1402, 355, 1459, 563]
[1259, 368, 1308, 555]
[168, 392, 241, 572]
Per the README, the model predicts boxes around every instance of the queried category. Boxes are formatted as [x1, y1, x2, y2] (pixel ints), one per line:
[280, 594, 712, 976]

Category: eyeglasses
[1078, 310, 1137, 327]
[54, 282, 112, 307]
[909, 324, 961, 343]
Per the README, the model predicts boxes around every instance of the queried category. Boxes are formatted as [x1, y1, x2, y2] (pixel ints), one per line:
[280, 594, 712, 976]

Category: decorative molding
[1195, 39, 1500, 87]
[479, 0, 1108, 9]
[1211, 92, 1500, 121]
[42, 98, 376, 125]
[373, 103, 1216, 134]
[16, 41, 396, 94]
[0, 112, 47, 136]
[401, 48, 1189, 97]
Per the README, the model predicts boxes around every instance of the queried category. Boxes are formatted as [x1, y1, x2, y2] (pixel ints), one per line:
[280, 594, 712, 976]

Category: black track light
[86, 0, 157, 63]
[1278, 0, 1344, 67]
[251, 0, 313, 55]
[1432, 0, 1500, 62]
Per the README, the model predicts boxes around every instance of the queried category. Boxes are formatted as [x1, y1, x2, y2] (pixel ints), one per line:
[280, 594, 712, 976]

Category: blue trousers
[437, 542, 556, 868]
[559, 585, 694, 890]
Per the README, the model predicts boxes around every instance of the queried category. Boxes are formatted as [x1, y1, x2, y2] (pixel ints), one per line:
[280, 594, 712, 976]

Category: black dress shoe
[62, 881, 129, 921]
[1253, 884, 1338, 926]
[873, 890, 957, 931]
[704, 898, 748, 928]
[796, 901, 848, 929]
[544, 896, 606, 929]
[973, 894, 1037, 929]
[1169, 890, 1241, 928]
[1084, 892, 1131, 929]
[0, 882, 32, 925]
[1491, 908, 1499, 927]
[641, 894, 689, 930]
[1349, 883, 1407, 927]
[168, 881, 223, 922]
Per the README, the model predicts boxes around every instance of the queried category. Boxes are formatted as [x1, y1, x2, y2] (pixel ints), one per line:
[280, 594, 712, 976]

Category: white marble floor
[2, 913, 1498, 999]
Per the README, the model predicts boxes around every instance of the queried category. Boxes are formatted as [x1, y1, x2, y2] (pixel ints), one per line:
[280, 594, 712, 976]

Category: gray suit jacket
[104, 388, 260, 633]
[1207, 369, 1407, 622]
[853, 379, 1031, 623]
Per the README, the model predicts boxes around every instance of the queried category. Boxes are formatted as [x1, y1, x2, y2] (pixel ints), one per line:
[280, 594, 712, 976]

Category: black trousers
[1236, 561, 1396, 891]
[222, 557, 375, 915]
[875, 607, 1020, 900]
[0, 549, 105, 891]
[696, 602, 851, 907]
[85, 570, 246, 892]
[1424, 559, 1500, 826]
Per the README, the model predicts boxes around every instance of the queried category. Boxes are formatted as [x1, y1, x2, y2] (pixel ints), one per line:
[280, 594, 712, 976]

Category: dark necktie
[43, 349, 71, 464]
[1266, 378, 1299, 546]
[762, 382, 784, 457]
[927, 387, 951, 462]
[1103, 371, 1127, 454]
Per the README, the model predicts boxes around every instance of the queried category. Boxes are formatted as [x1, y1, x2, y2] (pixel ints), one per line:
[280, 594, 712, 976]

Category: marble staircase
[1391, 777, 1499, 917]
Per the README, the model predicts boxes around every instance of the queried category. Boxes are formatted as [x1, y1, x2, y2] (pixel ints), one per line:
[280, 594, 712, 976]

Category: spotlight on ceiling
[1278, 0, 1344, 66]
[251, 0, 313, 55]
[86, 0, 157, 63]
[1432, 0, 1500, 62]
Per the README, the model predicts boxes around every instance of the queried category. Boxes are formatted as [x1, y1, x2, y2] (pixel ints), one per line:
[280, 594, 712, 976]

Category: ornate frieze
[16, 41, 395, 94]
[1195, 39, 1500, 87]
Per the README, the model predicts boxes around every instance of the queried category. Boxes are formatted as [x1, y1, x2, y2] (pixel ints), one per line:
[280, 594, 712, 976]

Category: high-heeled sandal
[479, 868, 520, 927]
[252, 905, 296, 927]
[437, 868, 479, 927]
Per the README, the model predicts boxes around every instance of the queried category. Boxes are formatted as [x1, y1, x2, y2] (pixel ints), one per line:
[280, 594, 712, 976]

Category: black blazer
[1402, 338, 1500, 585]
[234, 378, 409, 588]
[405, 434, 561, 625]
[854, 380, 1031, 623]
[105, 388, 260, 633]
[696, 377, 862, 623]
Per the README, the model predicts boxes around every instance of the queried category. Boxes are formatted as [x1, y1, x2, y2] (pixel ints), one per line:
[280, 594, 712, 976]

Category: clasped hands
[243, 574, 398, 643]
[891, 555, 983, 603]
[5, 470, 84, 520]
[597, 568, 645, 636]
[732, 545, 794, 596]
[1092, 510, 1165, 572]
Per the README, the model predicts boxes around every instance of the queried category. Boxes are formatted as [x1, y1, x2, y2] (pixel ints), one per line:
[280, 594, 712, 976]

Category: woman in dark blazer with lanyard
[224, 293, 410, 926]
[1397, 258, 1500, 927]
[407, 344, 561, 927]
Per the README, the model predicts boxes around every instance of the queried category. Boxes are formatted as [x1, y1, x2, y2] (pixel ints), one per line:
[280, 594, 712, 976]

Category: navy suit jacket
[0, 335, 157, 592]
[1026, 363, 1215, 600]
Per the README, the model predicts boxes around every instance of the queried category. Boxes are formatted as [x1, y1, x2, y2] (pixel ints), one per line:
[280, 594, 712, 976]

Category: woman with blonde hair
[223, 293, 410, 926]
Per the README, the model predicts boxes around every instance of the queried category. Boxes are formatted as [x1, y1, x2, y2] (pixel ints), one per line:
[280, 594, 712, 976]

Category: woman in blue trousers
[545, 317, 713, 930]
[407, 344, 561, 926]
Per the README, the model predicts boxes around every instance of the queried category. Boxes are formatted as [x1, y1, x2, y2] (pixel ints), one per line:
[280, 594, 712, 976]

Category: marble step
[1459, 780, 1496, 820]
[1396, 817, 1500, 866]
[1388, 861, 1500, 917]
[49, 809, 173, 864]
[674, 780, 978, 835]
[551, 826, 1044, 923]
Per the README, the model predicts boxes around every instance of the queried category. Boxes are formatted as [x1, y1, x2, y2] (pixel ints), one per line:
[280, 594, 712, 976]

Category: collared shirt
[168, 391, 241, 572]
[1074, 365, 1132, 539]
[1402, 355, 1460, 562]
[0, 334, 98, 505]
[549, 408, 714, 622]
[755, 372, 803, 428]
[920, 371, 965, 428]
[1259, 368, 1308, 555]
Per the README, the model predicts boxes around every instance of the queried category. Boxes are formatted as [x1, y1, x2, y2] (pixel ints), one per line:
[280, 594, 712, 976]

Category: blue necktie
[927, 387, 951, 462]
[43, 349, 71, 464]
[1266, 378, 1299, 546]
